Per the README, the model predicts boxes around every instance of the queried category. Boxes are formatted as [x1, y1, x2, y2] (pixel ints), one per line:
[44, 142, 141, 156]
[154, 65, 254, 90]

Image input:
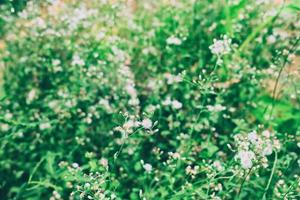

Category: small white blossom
[237, 150, 255, 169]
[166, 36, 182, 45]
[172, 100, 182, 109]
[262, 143, 273, 156]
[99, 158, 108, 169]
[143, 163, 152, 172]
[39, 122, 51, 130]
[209, 35, 231, 56]
[213, 160, 224, 171]
[1, 124, 10, 131]
[262, 130, 271, 138]
[71, 54, 85, 66]
[72, 163, 79, 168]
[27, 89, 37, 103]
[267, 35, 276, 44]
[248, 131, 258, 144]
[141, 118, 152, 129]
[207, 104, 226, 112]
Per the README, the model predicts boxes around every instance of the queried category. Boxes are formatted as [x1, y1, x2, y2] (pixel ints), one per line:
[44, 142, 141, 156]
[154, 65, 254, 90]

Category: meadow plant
[0, 0, 299, 199]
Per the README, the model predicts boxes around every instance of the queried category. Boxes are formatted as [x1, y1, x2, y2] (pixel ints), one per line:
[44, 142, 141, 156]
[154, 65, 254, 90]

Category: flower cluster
[234, 130, 281, 169]
[209, 35, 232, 65]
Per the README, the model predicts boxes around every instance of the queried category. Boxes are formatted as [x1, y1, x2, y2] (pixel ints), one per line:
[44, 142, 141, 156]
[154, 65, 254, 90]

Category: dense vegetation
[0, 0, 299, 199]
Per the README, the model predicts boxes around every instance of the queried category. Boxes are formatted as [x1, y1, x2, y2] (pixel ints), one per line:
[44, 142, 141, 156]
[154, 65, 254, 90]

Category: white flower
[123, 120, 135, 131]
[71, 54, 85, 66]
[172, 100, 182, 109]
[27, 89, 37, 103]
[165, 73, 182, 84]
[267, 35, 276, 44]
[248, 131, 258, 144]
[162, 97, 172, 106]
[52, 59, 61, 66]
[209, 35, 231, 56]
[262, 143, 273, 156]
[213, 160, 224, 171]
[1, 124, 10, 131]
[166, 36, 182, 45]
[207, 104, 226, 112]
[125, 84, 137, 96]
[237, 150, 255, 169]
[72, 163, 79, 168]
[262, 130, 271, 138]
[141, 118, 152, 129]
[39, 122, 51, 130]
[4, 113, 13, 120]
[143, 163, 152, 172]
[100, 158, 108, 168]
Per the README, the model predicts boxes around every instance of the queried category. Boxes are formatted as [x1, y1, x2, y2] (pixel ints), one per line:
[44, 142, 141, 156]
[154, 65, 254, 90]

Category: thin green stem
[262, 150, 278, 200]
[238, 167, 253, 198]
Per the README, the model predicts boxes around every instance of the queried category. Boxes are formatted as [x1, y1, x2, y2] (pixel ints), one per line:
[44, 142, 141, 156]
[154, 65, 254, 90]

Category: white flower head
[166, 36, 182, 45]
[143, 163, 152, 172]
[141, 118, 152, 129]
[71, 54, 85, 66]
[248, 131, 258, 144]
[100, 158, 109, 169]
[27, 89, 37, 103]
[237, 150, 255, 169]
[172, 100, 182, 109]
[39, 122, 51, 130]
[213, 160, 224, 171]
[262, 130, 271, 138]
[209, 35, 231, 56]
[262, 143, 273, 156]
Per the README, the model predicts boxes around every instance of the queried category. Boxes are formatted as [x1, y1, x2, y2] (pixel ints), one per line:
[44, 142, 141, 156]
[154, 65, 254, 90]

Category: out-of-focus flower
[209, 35, 231, 56]
[166, 36, 182, 45]
[236, 150, 255, 169]
[141, 118, 152, 129]
[143, 163, 152, 172]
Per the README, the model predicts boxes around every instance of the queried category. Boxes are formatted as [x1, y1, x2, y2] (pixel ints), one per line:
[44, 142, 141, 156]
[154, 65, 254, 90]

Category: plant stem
[238, 167, 253, 198]
[262, 150, 278, 200]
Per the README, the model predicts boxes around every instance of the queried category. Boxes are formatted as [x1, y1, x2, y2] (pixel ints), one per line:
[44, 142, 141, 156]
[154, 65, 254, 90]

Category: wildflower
[213, 160, 224, 171]
[1, 124, 10, 131]
[52, 59, 61, 66]
[27, 89, 37, 103]
[209, 35, 231, 56]
[141, 118, 152, 129]
[4, 113, 13, 120]
[267, 35, 276, 44]
[143, 163, 152, 172]
[247, 131, 258, 144]
[166, 36, 182, 45]
[84, 183, 91, 189]
[207, 104, 226, 112]
[262, 143, 273, 156]
[71, 54, 85, 66]
[162, 97, 172, 106]
[185, 165, 199, 177]
[262, 130, 271, 138]
[99, 158, 108, 169]
[168, 152, 181, 160]
[172, 100, 182, 109]
[236, 150, 255, 169]
[39, 122, 51, 130]
[165, 73, 182, 84]
[72, 163, 79, 168]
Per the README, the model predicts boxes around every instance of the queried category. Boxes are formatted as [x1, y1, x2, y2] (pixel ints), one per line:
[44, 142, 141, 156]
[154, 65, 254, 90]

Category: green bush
[0, 0, 299, 199]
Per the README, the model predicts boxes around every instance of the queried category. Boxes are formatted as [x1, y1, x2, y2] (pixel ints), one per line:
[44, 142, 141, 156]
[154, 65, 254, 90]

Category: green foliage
[0, 0, 299, 199]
